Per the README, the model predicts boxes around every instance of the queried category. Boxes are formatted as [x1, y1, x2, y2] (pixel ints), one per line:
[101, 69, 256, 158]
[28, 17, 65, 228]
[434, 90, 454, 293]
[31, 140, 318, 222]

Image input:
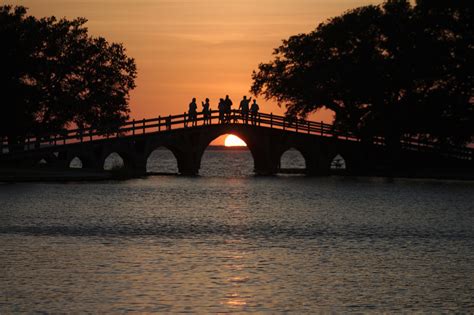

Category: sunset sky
[15, 0, 380, 121]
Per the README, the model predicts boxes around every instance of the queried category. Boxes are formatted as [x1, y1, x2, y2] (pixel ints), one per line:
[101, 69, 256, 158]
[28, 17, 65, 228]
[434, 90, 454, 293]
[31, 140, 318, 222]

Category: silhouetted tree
[0, 6, 136, 148]
[251, 0, 473, 147]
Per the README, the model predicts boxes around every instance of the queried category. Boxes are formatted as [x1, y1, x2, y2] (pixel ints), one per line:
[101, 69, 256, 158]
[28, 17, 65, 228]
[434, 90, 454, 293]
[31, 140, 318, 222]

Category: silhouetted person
[202, 98, 211, 125]
[239, 96, 251, 124]
[188, 97, 198, 127]
[250, 99, 260, 125]
[224, 95, 233, 123]
[218, 98, 225, 123]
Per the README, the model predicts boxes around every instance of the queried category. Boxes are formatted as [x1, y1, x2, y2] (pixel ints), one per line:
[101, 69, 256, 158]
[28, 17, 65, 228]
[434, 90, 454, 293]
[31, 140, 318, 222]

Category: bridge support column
[253, 152, 279, 175]
[126, 156, 148, 175]
[299, 141, 332, 176]
[251, 143, 280, 176]
[247, 132, 287, 176]
[305, 153, 332, 176]
[306, 160, 331, 175]
[176, 154, 200, 176]
[79, 151, 104, 171]
[52, 151, 71, 168]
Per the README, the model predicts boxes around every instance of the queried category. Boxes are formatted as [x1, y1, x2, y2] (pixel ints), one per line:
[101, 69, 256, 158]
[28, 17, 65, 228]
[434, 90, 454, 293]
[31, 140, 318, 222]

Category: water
[1, 149, 474, 313]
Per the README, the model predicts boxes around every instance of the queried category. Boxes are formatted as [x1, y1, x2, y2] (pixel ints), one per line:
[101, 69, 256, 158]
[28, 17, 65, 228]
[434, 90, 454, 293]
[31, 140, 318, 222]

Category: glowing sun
[224, 135, 247, 147]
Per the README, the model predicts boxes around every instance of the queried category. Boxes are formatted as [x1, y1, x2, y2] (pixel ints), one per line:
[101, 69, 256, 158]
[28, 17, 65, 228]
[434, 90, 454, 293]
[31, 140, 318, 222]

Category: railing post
[142, 119, 145, 134]
[132, 119, 135, 135]
[184, 112, 187, 128]
[283, 117, 285, 130]
[307, 121, 310, 134]
[158, 116, 161, 131]
[270, 113, 273, 128]
[321, 121, 324, 136]
[90, 129, 93, 142]
[295, 119, 298, 132]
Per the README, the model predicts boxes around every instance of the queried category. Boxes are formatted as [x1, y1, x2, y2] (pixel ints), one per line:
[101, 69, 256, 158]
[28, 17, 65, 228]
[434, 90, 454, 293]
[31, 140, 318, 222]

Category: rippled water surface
[1, 150, 474, 313]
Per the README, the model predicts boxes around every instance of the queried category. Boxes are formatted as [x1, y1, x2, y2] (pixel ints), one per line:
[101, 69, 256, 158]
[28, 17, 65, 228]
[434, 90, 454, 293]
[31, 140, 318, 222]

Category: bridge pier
[67, 148, 104, 171]
[253, 148, 279, 175]
[176, 151, 201, 176]
[125, 156, 148, 175]
[306, 157, 331, 176]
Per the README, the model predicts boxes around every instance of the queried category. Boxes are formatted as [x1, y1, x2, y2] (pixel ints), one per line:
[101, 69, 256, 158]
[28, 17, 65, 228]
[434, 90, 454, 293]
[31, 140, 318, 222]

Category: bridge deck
[1, 110, 472, 161]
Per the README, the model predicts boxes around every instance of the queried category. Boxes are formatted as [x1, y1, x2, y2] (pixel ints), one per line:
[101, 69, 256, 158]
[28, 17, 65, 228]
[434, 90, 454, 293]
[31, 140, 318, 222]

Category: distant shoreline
[148, 145, 250, 151]
[1, 166, 473, 183]
[203, 145, 250, 151]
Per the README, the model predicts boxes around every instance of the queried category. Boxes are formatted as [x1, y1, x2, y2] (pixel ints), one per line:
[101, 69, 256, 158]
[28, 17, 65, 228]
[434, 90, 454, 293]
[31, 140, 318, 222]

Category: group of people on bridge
[186, 95, 260, 127]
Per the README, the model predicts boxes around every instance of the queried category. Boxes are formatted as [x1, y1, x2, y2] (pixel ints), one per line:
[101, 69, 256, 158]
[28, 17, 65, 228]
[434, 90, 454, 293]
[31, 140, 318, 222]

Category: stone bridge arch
[278, 147, 307, 170]
[198, 127, 258, 165]
[99, 139, 148, 172]
[193, 124, 282, 175]
[100, 150, 136, 172]
[68, 156, 83, 169]
[144, 140, 181, 174]
[271, 134, 334, 175]
[323, 139, 368, 174]
[66, 151, 101, 170]
[54, 144, 102, 171]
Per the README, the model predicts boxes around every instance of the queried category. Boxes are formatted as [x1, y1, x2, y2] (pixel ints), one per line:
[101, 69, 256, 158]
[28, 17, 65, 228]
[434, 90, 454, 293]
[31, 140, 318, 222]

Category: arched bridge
[1, 110, 472, 176]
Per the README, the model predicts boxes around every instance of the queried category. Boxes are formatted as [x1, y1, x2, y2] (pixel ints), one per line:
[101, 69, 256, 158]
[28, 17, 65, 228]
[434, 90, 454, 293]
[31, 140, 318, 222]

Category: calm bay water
[1, 150, 474, 313]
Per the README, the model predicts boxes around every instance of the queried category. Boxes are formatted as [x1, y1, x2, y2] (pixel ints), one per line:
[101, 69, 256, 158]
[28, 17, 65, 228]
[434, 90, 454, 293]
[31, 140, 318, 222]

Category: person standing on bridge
[202, 98, 211, 125]
[239, 96, 251, 124]
[250, 99, 260, 125]
[224, 95, 233, 123]
[188, 98, 198, 127]
[218, 98, 225, 123]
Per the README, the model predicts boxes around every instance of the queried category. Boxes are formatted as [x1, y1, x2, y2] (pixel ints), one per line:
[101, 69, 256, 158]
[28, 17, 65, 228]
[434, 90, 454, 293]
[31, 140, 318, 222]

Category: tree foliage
[251, 0, 473, 146]
[0, 6, 137, 143]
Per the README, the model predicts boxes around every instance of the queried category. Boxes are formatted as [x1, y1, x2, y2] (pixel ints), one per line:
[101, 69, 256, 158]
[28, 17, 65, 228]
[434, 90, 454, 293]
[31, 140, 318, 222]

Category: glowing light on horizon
[224, 135, 247, 147]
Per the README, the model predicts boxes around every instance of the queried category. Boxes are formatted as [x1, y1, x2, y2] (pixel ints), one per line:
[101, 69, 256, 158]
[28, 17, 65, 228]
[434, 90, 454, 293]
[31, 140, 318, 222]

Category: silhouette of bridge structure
[1, 110, 472, 176]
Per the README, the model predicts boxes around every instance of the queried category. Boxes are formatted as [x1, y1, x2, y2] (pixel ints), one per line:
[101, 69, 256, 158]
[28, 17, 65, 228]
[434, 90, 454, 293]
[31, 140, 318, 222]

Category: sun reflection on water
[222, 293, 248, 307]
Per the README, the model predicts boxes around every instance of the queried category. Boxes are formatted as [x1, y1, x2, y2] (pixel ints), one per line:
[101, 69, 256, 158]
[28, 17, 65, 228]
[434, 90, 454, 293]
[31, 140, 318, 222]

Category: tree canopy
[0, 6, 137, 143]
[251, 0, 473, 146]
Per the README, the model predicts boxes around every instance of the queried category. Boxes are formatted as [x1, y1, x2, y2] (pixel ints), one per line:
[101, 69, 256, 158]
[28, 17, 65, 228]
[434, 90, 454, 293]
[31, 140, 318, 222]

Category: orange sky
[15, 0, 380, 122]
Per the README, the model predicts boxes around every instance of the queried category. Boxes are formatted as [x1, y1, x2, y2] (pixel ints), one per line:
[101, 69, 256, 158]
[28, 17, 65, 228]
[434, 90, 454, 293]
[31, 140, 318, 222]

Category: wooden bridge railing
[1, 109, 473, 161]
